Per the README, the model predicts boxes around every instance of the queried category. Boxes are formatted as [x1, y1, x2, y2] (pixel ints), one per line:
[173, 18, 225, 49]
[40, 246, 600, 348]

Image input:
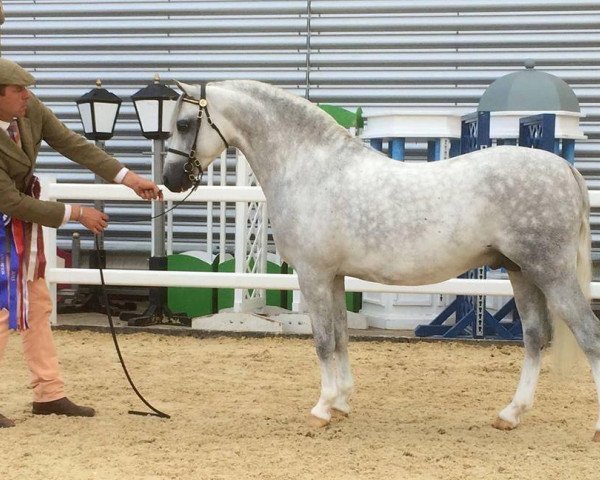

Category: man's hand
[79, 206, 109, 235]
[122, 171, 163, 200]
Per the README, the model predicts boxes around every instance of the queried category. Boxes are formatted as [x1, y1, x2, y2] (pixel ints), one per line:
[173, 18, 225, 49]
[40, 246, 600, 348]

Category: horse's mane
[169, 80, 358, 150]
[214, 80, 355, 143]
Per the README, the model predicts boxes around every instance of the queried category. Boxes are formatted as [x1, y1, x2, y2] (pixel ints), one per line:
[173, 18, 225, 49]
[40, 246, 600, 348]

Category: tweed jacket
[0, 95, 124, 228]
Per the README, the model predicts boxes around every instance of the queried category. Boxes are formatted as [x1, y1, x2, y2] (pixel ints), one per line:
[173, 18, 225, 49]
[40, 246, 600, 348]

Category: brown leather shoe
[0, 413, 15, 428]
[32, 397, 95, 417]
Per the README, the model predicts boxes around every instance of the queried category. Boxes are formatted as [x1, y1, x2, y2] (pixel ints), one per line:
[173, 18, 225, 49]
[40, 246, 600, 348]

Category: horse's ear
[174, 80, 193, 95]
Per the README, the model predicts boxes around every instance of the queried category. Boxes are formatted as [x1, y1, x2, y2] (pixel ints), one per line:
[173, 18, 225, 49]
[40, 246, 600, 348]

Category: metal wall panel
[1, 0, 600, 252]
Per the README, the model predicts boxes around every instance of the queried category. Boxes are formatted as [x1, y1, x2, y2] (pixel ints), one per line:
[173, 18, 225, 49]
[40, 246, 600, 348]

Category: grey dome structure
[478, 61, 580, 113]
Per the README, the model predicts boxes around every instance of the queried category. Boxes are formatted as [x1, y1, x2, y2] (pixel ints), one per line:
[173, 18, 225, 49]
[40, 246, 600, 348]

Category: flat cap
[0, 58, 35, 86]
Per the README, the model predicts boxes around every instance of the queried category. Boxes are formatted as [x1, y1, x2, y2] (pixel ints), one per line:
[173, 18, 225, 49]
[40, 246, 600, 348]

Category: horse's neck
[212, 83, 348, 191]
[230, 109, 284, 189]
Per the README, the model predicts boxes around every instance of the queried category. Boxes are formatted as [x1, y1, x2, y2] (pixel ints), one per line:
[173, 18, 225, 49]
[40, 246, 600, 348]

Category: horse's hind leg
[537, 275, 600, 441]
[493, 271, 552, 431]
[331, 275, 353, 416]
[297, 271, 345, 427]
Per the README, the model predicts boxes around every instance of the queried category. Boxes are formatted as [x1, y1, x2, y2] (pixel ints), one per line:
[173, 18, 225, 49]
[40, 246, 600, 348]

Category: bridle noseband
[167, 84, 229, 184]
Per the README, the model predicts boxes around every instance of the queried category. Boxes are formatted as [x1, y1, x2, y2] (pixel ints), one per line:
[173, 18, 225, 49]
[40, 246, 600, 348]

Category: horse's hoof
[593, 431, 600, 442]
[492, 417, 517, 431]
[306, 414, 330, 428]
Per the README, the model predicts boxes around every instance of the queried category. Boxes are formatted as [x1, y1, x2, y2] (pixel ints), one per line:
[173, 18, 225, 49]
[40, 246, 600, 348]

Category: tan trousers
[0, 278, 65, 402]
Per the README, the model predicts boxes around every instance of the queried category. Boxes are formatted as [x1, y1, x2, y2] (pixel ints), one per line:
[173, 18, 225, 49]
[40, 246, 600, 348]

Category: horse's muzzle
[163, 174, 189, 193]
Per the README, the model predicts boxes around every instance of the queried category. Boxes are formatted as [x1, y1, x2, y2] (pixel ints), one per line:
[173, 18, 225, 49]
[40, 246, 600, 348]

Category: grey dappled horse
[163, 80, 600, 440]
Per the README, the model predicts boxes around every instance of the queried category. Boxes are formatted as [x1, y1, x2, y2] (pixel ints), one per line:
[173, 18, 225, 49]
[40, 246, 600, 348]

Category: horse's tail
[572, 164, 592, 300]
[551, 163, 591, 374]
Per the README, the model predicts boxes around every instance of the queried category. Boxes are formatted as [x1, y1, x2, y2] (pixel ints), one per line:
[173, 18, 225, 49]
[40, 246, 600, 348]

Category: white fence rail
[45, 183, 600, 323]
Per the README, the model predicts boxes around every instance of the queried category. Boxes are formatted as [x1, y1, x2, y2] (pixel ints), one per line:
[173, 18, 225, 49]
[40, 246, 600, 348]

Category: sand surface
[1, 330, 599, 480]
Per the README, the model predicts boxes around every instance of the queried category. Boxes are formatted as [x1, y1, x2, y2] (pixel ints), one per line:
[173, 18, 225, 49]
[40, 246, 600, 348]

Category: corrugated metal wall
[2, 0, 600, 253]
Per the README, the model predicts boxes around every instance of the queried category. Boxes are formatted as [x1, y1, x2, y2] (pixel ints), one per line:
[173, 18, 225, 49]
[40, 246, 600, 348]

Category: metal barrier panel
[460, 111, 491, 154]
[518, 113, 558, 154]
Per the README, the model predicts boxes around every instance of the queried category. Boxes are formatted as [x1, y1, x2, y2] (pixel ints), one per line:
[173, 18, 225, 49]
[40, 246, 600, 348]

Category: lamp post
[60, 81, 124, 315]
[126, 74, 189, 326]
[131, 73, 179, 259]
[76, 79, 122, 251]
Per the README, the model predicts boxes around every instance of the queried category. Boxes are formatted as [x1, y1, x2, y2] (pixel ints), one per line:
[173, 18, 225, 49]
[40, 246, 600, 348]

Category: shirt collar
[0, 118, 12, 132]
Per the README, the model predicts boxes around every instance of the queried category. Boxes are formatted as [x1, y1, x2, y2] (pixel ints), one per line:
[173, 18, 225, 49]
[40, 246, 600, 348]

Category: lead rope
[95, 235, 169, 418]
[94, 177, 202, 418]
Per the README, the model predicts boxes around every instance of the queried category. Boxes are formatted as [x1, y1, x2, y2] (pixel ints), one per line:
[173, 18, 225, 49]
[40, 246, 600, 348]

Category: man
[0, 57, 162, 428]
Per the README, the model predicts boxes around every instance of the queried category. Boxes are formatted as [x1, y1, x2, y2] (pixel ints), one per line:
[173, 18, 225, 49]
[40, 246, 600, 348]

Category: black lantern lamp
[63, 80, 124, 317]
[131, 73, 179, 140]
[76, 79, 122, 140]
[122, 74, 190, 328]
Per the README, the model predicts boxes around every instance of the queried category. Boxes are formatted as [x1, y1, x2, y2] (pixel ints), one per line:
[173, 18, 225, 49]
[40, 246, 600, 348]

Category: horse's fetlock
[322, 387, 337, 402]
[310, 405, 332, 422]
[498, 404, 522, 427]
[338, 385, 353, 400]
[332, 399, 351, 414]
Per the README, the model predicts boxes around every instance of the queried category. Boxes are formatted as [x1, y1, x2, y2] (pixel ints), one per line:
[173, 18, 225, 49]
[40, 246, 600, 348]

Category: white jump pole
[45, 183, 600, 324]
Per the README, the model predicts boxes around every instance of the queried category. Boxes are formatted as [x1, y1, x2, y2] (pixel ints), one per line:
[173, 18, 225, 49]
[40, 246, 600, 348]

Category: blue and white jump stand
[415, 109, 586, 340]
[415, 111, 522, 340]
[519, 113, 580, 163]
[364, 109, 462, 162]
[359, 108, 462, 330]
[488, 109, 586, 163]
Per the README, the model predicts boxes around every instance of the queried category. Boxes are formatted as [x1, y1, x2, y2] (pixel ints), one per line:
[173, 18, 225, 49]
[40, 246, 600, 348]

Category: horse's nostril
[163, 175, 177, 192]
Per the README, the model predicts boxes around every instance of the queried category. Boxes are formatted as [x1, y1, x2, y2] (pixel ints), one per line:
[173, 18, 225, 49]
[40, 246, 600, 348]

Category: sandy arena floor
[1, 329, 600, 480]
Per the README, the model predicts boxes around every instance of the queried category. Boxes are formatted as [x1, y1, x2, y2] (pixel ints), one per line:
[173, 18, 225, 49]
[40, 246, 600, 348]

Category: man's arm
[36, 97, 162, 201]
[121, 171, 163, 200]
[0, 166, 110, 232]
[37, 97, 124, 182]
[68, 204, 109, 235]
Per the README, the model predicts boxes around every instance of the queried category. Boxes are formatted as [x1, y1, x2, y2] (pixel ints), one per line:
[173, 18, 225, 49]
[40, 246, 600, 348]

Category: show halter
[166, 84, 229, 184]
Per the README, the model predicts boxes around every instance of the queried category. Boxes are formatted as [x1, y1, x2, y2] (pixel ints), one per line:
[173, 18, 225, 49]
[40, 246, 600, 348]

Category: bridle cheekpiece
[167, 84, 229, 185]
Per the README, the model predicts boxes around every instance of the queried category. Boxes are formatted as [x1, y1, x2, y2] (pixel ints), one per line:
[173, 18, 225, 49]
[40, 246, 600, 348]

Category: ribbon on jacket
[0, 176, 46, 330]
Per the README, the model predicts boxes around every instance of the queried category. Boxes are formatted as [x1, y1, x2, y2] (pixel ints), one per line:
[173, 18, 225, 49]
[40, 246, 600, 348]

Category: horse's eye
[177, 119, 190, 132]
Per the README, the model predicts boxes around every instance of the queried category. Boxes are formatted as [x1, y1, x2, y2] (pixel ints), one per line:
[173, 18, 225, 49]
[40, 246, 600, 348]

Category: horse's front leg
[297, 271, 341, 427]
[331, 275, 353, 416]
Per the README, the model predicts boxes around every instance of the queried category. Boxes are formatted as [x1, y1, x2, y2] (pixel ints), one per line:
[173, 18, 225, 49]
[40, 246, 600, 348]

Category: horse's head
[163, 81, 229, 192]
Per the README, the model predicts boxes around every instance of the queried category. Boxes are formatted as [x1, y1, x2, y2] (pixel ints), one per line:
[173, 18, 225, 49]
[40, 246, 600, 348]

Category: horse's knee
[314, 342, 335, 361]
[522, 326, 547, 352]
[312, 328, 335, 360]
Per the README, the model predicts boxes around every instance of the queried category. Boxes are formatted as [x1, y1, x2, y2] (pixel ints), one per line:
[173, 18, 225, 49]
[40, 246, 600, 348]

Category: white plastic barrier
[45, 183, 600, 323]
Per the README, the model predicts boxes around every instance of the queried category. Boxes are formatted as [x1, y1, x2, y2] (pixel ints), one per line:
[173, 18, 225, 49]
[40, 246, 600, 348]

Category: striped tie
[7, 119, 21, 148]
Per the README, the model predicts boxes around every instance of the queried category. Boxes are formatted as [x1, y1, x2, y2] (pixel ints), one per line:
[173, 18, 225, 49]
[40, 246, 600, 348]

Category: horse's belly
[340, 246, 491, 286]
[346, 268, 463, 287]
